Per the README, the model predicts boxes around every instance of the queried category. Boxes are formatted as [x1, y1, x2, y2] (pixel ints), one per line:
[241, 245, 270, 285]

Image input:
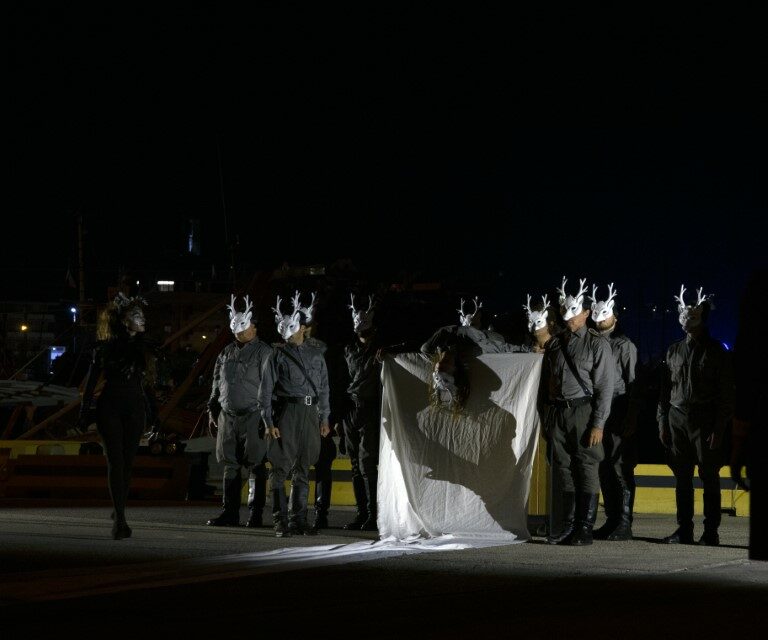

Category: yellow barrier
[240, 459, 356, 506]
[0, 440, 83, 458]
[632, 464, 749, 516]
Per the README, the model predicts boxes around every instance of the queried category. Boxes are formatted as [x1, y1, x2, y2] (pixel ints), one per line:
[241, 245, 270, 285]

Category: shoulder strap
[279, 346, 319, 398]
[560, 335, 592, 398]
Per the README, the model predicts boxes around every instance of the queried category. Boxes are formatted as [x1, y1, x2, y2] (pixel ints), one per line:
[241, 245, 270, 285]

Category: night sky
[7, 6, 766, 346]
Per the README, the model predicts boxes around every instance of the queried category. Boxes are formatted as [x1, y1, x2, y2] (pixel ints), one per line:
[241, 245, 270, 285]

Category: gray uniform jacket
[259, 341, 331, 426]
[657, 332, 734, 436]
[543, 325, 615, 428]
[305, 336, 327, 355]
[605, 331, 638, 398]
[208, 339, 273, 415]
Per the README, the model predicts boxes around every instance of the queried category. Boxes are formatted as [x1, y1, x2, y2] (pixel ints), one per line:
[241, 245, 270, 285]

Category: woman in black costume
[78, 293, 158, 540]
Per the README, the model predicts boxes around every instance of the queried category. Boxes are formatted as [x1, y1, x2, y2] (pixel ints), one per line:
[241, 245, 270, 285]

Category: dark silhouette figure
[78, 294, 158, 540]
[730, 267, 768, 560]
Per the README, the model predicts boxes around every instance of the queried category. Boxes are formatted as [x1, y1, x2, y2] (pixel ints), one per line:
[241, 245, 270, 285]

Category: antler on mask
[274, 291, 304, 340]
[676, 284, 715, 331]
[228, 294, 253, 334]
[524, 294, 549, 332]
[300, 291, 317, 325]
[349, 293, 375, 334]
[458, 297, 482, 327]
[590, 283, 618, 323]
[559, 277, 588, 321]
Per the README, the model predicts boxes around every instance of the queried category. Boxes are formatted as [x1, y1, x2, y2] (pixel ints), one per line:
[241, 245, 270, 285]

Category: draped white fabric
[378, 352, 543, 542]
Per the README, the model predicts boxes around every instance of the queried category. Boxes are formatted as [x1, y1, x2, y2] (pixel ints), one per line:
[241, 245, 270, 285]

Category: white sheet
[378, 352, 543, 541]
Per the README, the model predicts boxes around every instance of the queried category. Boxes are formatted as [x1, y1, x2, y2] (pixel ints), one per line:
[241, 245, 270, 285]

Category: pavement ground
[0, 504, 766, 637]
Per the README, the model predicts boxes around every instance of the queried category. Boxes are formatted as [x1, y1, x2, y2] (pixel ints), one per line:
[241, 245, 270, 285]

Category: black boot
[310, 510, 329, 533]
[246, 509, 263, 528]
[662, 478, 694, 543]
[606, 488, 634, 541]
[662, 526, 694, 544]
[547, 491, 575, 545]
[314, 467, 333, 528]
[593, 481, 618, 540]
[698, 530, 720, 546]
[207, 474, 242, 526]
[246, 468, 266, 528]
[272, 483, 291, 538]
[561, 493, 598, 546]
[288, 484, 317, 535]
[311, 469, 331, 532]
[344, 475, 369, 530]
[344, 511, 368, 530]
[360, 474, 378, 531]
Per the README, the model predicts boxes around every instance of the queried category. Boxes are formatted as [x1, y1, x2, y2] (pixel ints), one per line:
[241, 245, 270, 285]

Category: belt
[222, 406, 259, 417]
[283, 396, 317, 406]
[548, 396, 592, 408]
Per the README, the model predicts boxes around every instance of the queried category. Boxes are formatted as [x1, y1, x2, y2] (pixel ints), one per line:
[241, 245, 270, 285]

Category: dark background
[7, 5, 766, 349]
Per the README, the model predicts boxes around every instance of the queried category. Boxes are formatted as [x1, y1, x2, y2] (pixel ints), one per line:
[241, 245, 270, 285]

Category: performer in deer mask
[589, 284, 640, 541]
[523, 294, 555, 353]
[541, 277, 615, 546]
[206, 295, 273, 528]
[340, 294, 385, 531]
[421, 297, 530, 410]
[78, 293, 159, 540]
[658, 285, 734, 546]
[299, 293, 337, 533]
[259, 292, 331, 537]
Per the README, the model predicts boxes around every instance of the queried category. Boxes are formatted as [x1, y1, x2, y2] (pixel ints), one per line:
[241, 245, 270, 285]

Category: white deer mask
[557, 276, 588, 321]
[227, 294, 253, 334]
[523, 294, 550, 333]
[590, 283, 617, 323]
[458, 297, 482, 327]
[273, 291, 303, 340]
[675, 285, 714, 331]
[349, 294, 375, 334]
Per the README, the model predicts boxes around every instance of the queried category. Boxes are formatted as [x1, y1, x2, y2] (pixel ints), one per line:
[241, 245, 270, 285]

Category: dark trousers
[216, 411, 267, 513]
[599, 396, 637, 521]
[267, 403, 321, 524]
[548, 403, 604, 494]
[313, 433, 337, 515]
[343, 400, 380, 517]
[96, 390, 146, 524]
[667, 405, 723, 532]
